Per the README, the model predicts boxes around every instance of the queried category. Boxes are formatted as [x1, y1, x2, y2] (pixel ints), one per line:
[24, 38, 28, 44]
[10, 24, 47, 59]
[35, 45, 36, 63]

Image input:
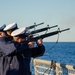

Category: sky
[0, 0, 75, 42]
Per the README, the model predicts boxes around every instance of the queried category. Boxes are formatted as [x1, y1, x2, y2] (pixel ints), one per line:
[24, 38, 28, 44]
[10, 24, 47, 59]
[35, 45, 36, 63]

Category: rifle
[27, 28, 70, 42]
[30, 25, 58, 34]
[26, 22, 44, 30]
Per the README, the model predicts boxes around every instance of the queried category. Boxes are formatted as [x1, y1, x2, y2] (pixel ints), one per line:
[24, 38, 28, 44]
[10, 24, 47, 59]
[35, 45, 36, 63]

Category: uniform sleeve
[8, 42, 29, 56]
[31, 45, 45, 58]
[0, 41, 16, 56]
[9, 44, 45, 58]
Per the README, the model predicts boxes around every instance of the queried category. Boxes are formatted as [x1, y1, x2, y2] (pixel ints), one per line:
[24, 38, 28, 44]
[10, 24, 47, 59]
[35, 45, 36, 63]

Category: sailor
[0, 23, 18, 75]
[0, 24, 16, 75]
[0, 24, 6, 75]
[10, 27, 45, 75]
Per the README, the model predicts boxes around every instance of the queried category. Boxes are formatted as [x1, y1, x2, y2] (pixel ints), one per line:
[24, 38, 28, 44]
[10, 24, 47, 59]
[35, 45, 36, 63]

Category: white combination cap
[4, 22, 17, 31]
[11, 27, 26, 36]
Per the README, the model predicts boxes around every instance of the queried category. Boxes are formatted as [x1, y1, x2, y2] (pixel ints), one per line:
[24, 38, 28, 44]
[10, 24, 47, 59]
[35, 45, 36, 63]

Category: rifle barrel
[49, 25, 58, 29]
[27, 28, 70, 42]
[26, 22, 44, 29]
[60, 28, 70, 33]
[30, 25, 58, 34]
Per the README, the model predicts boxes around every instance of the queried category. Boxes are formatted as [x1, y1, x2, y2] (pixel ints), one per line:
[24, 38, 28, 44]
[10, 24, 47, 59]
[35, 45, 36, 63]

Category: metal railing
[33, 58, 75, 75]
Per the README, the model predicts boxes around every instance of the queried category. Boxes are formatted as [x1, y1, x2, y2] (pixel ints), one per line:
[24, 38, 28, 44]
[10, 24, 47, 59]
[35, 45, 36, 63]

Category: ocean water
[31, 42, 75, 75]
[37, 42, 75, 65]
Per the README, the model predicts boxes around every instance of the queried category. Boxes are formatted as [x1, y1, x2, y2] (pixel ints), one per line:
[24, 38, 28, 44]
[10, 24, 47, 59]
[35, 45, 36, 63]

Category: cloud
[60, 16, 75, 28]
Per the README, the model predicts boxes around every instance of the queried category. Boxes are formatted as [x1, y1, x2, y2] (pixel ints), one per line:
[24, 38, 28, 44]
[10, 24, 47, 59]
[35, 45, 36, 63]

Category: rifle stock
[27, 28, 70, 42]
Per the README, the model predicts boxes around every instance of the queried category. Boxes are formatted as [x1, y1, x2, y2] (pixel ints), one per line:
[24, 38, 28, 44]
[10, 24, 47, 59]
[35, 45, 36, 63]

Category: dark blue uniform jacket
[0, 37, 45, 75]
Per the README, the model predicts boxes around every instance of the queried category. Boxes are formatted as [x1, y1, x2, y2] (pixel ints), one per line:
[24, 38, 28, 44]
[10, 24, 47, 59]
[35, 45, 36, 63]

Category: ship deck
[33, 58, 75, 75]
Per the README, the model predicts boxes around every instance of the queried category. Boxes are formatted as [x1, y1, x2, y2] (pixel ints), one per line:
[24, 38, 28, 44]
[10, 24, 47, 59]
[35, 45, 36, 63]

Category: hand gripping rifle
[27, 28, 70, 42]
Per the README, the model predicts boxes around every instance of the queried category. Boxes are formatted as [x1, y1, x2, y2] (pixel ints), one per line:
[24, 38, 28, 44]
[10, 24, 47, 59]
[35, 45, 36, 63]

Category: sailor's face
[13, 36, 19, 42]
[13, 36, 26, 43]
[6, 30, 12, 36]
[0, 32, 5, 37]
